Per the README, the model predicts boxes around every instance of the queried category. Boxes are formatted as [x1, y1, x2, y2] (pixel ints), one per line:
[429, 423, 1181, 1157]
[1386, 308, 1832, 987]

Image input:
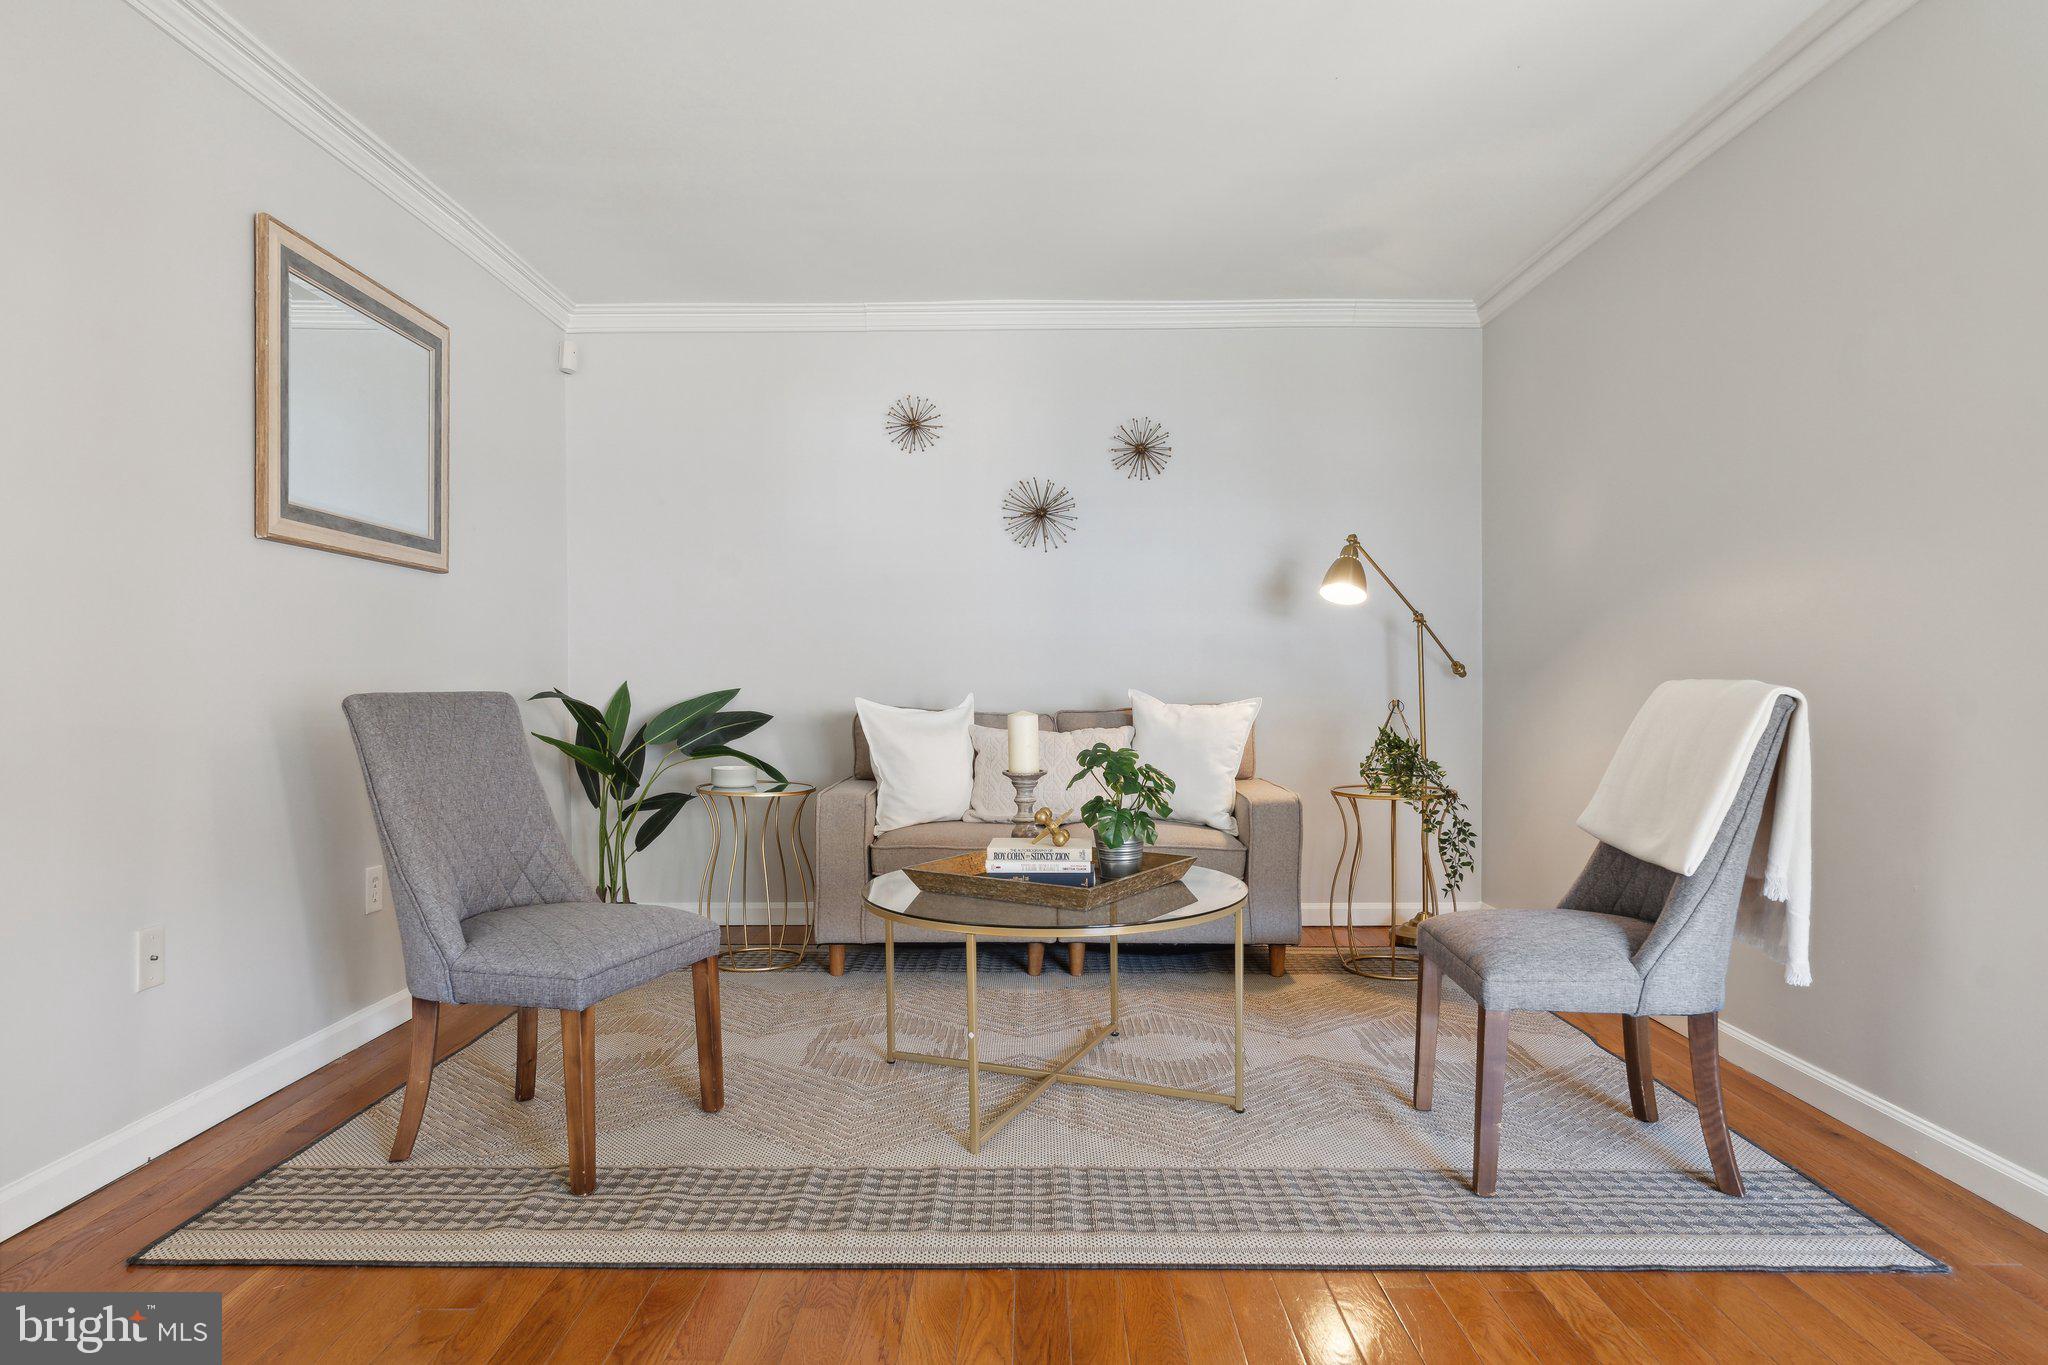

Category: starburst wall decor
[1109, 417, 1173, 480]
[883, 395, 943, 453]
[1001, 478, 1078, 551]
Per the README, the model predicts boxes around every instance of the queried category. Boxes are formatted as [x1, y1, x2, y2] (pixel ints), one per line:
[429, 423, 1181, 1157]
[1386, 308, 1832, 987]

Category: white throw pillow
[1128, 690, 1261, 834]
[855, 696, 975, 834]
[965, 724, 1134, 823]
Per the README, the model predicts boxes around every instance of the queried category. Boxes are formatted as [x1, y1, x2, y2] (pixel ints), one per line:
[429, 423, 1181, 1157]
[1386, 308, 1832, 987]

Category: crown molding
[124, 0, 574, 327]
[1477, 0, 1921, 324]
[566, 298, 1480, 334]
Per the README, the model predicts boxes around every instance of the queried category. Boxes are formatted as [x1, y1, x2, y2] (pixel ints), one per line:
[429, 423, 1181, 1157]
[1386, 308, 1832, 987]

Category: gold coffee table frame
[863, 871, 1248, 1154]
[697, 781, 816, 972]
[1328, 784, 1447, 981]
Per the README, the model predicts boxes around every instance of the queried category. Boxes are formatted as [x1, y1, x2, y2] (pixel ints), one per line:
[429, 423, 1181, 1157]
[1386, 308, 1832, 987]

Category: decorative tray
[902, 850, 1196, 911]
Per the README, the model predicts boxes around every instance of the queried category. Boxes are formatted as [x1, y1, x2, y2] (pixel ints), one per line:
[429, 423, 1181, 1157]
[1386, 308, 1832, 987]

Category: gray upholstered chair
[1413, 696, 1796, 1198]
[342, 691, 723, 1196]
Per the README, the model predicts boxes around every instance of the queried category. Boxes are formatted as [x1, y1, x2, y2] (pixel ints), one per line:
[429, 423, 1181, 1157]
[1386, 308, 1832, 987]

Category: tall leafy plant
[1359, 703, 1476, 903]
[531, 683, 783, 903]
[1069, 744, 1176, 849]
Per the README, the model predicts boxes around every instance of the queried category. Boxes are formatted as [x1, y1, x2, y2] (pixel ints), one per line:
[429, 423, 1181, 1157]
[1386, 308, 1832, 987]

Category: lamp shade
[1319, 551, 1369, 605]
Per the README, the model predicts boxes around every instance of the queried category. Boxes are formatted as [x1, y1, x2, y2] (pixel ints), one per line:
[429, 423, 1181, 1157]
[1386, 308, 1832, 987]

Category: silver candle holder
[1004, 769, 1044, 837]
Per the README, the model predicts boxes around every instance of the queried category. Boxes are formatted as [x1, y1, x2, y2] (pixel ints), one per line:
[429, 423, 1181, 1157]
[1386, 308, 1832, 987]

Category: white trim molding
[0, 990, 413, 1242]
[1703, 1019, 2048, 1231]
[123, 0, 574, 327]
[566, 298, 1480, 335]
[1477, 0, 1921, 323]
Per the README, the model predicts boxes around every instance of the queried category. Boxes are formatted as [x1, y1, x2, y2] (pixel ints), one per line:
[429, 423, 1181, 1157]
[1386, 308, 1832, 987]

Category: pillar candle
[1007, 710, 1040, 775]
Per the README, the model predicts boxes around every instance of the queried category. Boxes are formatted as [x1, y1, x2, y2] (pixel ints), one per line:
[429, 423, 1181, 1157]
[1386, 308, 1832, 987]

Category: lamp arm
[1344, 535, 1469, 678]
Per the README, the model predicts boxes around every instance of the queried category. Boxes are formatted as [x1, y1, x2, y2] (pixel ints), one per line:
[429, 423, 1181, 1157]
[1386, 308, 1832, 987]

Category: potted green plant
[531, 682, 782, 902]
[1359, 702, 1476, 910]
[1068, 743, 1176, 876]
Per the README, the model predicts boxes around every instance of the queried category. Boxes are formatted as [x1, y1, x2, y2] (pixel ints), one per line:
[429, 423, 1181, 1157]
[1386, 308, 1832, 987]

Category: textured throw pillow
[1128, 690, 1261, 834]
[965, 724, 1134, 823]
[854, 696, 975, 834]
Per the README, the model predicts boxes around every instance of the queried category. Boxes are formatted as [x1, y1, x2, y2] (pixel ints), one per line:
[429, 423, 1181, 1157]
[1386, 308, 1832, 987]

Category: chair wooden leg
[1268, 945, 1287, 977]
[693, 958, 725, 1114]
[1067, 943, 1085, 976]
[389, 997, 439, 1162]
[1413, 955, 1441, 1111]
[1622, 1014, 1658, 1122]
[1688, 1012, 1744, 1196]
[1473, 1008, 1508, 1196]
[560, 1006, 597, 1196]
[514, 1007, 538, 1102]
[827, 944, 846, 977]
[1026, 943, 1045, 976]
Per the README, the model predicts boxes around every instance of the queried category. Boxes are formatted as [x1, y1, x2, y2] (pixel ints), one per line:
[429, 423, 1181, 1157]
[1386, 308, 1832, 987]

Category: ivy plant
[1360, 705, 1477, 901]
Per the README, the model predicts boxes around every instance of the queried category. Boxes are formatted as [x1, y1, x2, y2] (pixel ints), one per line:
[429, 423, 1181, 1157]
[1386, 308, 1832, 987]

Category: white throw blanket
[1577, 680, 1812, 986]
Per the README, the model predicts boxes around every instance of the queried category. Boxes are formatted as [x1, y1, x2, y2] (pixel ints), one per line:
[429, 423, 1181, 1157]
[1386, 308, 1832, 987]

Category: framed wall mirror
[255, 214, 450, 572]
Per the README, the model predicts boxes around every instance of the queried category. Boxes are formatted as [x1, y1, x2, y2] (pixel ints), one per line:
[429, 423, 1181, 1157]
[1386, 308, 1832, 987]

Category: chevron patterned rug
[137, 947, 1935, 1270]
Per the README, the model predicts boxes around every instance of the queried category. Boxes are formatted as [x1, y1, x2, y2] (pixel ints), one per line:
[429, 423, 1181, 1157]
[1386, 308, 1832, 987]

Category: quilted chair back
[343, 691, 593, 1002]
[1559, 696, 1797, 1015]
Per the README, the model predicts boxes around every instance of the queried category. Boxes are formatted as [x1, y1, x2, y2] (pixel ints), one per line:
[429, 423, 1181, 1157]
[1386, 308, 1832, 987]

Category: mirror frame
[255, 213, 451, 572]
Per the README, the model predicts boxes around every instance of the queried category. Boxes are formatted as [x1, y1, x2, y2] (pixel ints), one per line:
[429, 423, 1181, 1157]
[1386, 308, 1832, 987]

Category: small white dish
[710, 764, 755, 790]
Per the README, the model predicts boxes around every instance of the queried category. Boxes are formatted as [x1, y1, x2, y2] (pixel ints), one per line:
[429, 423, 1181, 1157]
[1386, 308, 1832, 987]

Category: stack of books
[984, 837, 1094, 887]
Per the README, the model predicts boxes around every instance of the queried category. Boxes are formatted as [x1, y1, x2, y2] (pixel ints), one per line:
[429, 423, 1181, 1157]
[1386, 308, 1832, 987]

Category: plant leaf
[691, 745, 786, 784]
[675, 710, 771, 754]
[602, 682, 632, 744]
[530, 688, 609, 743]
[532, 732, 622, 780]
[633, 791, 694, 850]
[642, 689, 741, 747]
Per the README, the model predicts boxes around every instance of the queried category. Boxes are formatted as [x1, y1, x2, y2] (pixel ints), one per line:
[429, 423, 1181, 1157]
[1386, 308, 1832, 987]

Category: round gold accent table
[1327, 784, 1448, 981]
[695, 780, 816, 972]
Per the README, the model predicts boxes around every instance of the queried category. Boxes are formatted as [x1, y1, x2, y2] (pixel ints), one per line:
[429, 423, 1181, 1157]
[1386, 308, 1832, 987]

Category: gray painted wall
[0, 5, 570, 1189]
[1482, 0, 2048, 1185]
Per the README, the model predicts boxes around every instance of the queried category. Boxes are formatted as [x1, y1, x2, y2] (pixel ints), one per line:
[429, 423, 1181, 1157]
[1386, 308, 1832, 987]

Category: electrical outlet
[365, 865, 387, 915]
[136, 927, 165, 992]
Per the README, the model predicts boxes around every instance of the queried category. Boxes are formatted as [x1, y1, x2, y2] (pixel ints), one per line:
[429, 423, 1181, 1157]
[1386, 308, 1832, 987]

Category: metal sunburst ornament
[1002, 478, 1078, 551]
[1109, 417, 1173, 480]
[884, 395, 943, 453]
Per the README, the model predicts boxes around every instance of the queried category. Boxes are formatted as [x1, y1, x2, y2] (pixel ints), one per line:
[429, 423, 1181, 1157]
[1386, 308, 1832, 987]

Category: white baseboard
[0, 989, 413, 1242]
[1704, 1019, 2048, 1232]
[1299, 901, 1490, 927]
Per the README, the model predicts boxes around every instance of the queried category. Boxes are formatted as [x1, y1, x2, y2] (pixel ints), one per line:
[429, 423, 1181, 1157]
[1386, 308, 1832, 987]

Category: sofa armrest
[1235, 778, 1303, 945]
[815, 777, 877, 944]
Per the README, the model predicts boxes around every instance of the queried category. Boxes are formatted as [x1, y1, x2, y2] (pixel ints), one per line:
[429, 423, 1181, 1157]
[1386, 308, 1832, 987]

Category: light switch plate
[136, 927, 165, 992]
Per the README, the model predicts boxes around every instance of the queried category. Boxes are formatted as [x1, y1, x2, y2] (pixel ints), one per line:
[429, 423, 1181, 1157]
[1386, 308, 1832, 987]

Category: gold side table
[696, 780, 816, 972]
[1328, 784, 1446, 980]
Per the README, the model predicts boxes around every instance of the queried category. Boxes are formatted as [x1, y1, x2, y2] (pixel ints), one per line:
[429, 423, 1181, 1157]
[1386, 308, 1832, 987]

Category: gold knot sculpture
[1029, 806, 1073, 846]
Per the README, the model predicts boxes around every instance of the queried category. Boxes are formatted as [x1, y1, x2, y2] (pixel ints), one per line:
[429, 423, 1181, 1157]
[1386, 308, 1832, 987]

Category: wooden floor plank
[1066, 1269, 1128, 1365]
[548, 1269, 657, 1363]
[1377, 1280, 1481, 1364]
[1167, 1272, 1245, 1365]
[1321, 1274, 1422, 1364]
[490, 1268, 603, 1365]
[1790, 1274, 1998, 1363]
[1575, 1274, 1718, 1365]
[1483, 1291, 1594, 1362]
[429, 1269, 567, 1364]
[1117, 1271, 1189, 1365]
[1423, 1276, 1541, 1365]
[720, 1270, 809, 1364]
[779, 1269, 864, 1365]
[958, 1270, 1017, 1365]
[842, 1267, 915, 1365]
[1270, 1270, 1369, 1363]
[1217, 1273, 1307, 1365]
[667, 1271, 762, 1363]
[1016, 1270, 1074, 1365]
[903, 1270, 969, 1365]
[604, 1270, 708, 1364]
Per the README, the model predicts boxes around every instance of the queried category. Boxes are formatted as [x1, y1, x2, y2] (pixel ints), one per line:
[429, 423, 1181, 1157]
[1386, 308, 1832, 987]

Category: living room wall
[0, 4, 570, 1230]
[1481, 0, 2048, 1220]
[564, 326, 1482, 913]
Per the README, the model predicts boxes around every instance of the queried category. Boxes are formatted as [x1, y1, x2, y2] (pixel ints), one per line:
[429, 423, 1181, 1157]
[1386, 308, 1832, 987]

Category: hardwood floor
[5, 933, 2046, 1363]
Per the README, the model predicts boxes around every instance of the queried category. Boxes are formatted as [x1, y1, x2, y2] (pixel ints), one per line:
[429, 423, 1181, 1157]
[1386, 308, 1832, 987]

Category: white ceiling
[217, 0, 1833, 305]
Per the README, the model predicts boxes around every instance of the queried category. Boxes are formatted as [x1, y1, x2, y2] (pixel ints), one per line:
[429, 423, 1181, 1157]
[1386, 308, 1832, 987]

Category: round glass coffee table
[862, 866, 1250, 1153]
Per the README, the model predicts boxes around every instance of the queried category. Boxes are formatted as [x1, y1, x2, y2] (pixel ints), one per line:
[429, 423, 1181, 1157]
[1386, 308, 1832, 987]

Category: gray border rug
[137, 948, 1938, 1271]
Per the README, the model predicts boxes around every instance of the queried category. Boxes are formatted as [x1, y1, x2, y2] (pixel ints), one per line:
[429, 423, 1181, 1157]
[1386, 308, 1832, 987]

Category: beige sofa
[815, 707, 1302, 977]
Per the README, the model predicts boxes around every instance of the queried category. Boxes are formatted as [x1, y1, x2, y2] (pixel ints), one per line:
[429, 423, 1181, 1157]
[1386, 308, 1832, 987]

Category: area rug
[137, 948, 1937, 1271]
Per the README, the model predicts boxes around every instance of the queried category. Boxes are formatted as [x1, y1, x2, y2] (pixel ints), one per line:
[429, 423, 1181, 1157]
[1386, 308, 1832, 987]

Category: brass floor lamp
[1319, 533, 1467, 979]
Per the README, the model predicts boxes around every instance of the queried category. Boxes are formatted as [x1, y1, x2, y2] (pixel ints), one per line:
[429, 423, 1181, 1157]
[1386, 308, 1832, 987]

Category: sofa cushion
[869, 820, 1246, 878]
[853, 709, 1050, 781]
[1057, 709, 1255, 779]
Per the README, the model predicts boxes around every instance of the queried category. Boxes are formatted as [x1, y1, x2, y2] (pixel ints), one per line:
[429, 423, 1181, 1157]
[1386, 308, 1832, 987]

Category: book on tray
[984, 836, 1094, 886]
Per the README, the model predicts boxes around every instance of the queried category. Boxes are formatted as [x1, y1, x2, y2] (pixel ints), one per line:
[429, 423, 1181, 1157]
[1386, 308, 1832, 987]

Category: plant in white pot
[1068, 743, 1176, 876]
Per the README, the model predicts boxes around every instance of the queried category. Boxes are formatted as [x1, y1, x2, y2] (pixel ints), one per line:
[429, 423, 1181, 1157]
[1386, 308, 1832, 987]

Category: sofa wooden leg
[1413, 956, 1440, 1111]
[693, 959, 724, 1114]
[1689, 1013, 1744, 1196]
[827, 944, 846, 977]
[1067, 943, 1085, 976]
[1268, 945, 1287, 977]
[389, 997, 439, 1162]
[514, 1006, 538, 1102]
[560, 1006, 598, 1196]
[1026, 943, 1044, 976]
[1473, 1008, 1507, 1196]
[1622, 1014, 1658, 1122]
